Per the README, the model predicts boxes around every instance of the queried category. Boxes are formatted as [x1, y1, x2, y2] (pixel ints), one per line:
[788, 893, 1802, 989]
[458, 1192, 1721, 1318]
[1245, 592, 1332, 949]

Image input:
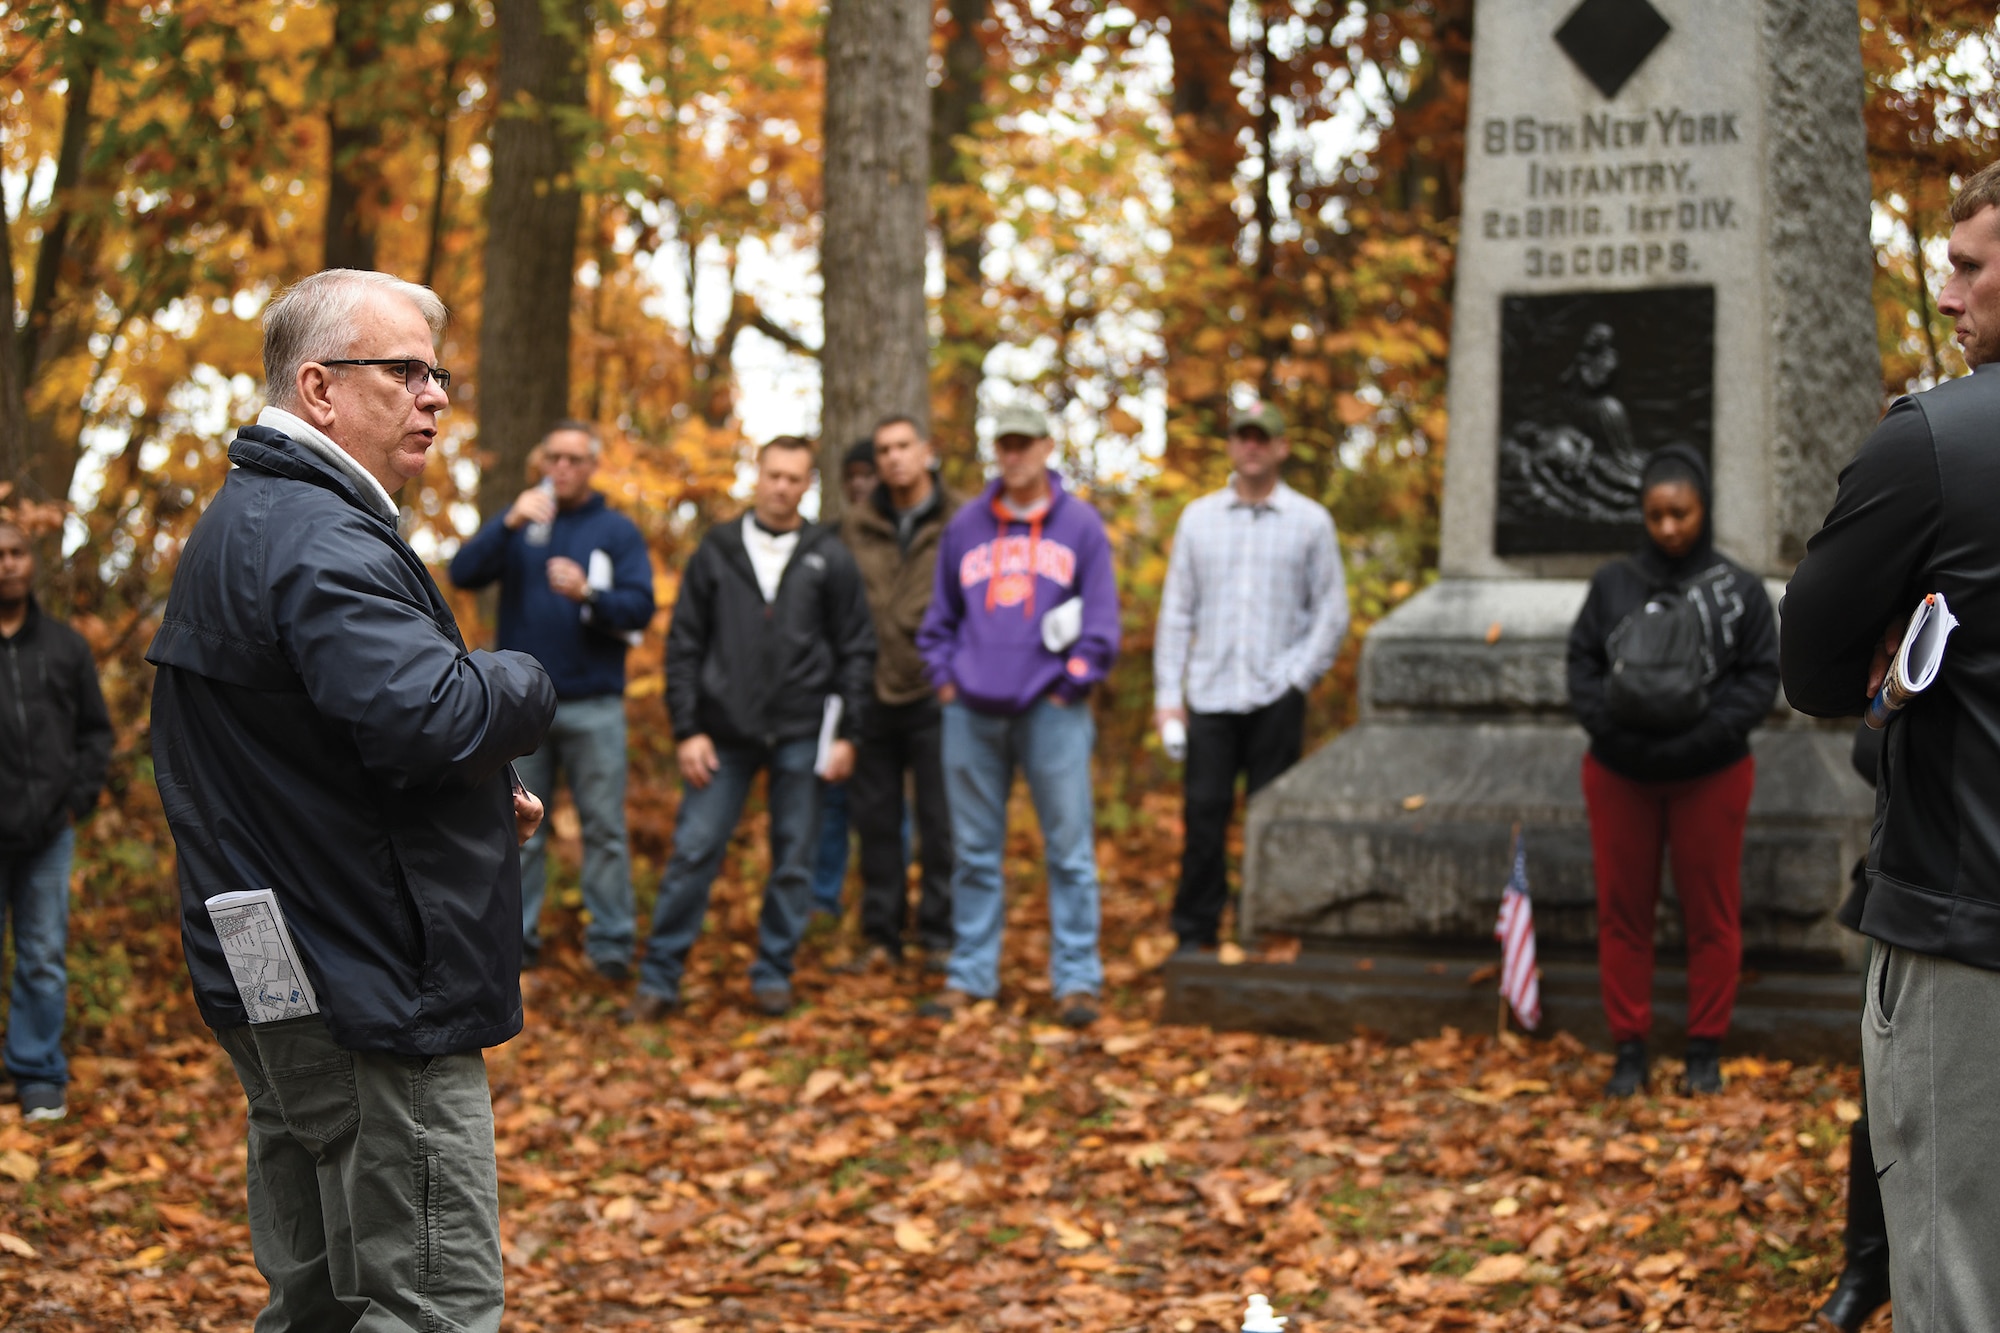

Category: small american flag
[1494, 831, 1541, 1031]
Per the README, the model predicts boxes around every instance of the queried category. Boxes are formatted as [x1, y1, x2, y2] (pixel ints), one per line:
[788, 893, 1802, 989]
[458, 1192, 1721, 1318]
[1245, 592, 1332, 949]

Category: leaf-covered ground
[1, 796, 1883, 1332]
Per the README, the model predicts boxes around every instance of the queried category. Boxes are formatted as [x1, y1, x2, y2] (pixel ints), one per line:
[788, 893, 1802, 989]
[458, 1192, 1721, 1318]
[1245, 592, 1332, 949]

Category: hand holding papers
[1867, 592, 1958, 730]
[814, 695, 845, 779]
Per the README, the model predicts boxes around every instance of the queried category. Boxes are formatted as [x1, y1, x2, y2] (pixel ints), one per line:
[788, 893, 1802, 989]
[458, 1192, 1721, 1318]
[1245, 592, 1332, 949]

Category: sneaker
[592, 956, 633, 983]
[1681, 1037, 1724, 1095]
[1056, 992, 1100, 1029]
[1604, 1039, 1647, 1098]
[18, 1083, 65, 1123]
[916, 987, 973, 1020]
[750, 981, 794, 1016]
[618, 991, 679, 1025]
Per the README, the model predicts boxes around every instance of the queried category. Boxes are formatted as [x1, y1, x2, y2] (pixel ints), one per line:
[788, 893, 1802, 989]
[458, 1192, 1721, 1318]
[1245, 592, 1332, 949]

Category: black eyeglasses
[318, 358, 452, 393]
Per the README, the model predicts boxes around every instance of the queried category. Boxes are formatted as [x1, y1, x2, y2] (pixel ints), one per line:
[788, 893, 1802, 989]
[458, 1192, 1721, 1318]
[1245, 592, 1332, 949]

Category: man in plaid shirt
[1153, 404, 1349, 957]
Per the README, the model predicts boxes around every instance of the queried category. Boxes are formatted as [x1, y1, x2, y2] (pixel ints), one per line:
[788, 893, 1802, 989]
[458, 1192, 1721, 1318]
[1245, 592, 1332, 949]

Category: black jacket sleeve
[1782, 399, 1942, 717]
[1565, 570, 1617, 739]
[820, 541, 878, 742]
[270, 516, 554, 790]
[67, 638, 112, 820]
[665, 538, 717, 741]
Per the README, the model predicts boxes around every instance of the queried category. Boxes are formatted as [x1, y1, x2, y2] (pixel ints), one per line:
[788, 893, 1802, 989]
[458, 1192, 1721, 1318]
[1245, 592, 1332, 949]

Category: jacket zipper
[6, 637, 43, 824]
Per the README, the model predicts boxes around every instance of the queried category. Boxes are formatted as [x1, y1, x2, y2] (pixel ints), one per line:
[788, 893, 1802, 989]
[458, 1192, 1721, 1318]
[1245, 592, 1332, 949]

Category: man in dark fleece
[624, 436, 875, 1021]
[915, 404, 1120, 1028]
[1566, 443, 1778, 1097]
[1782, 159, 2000, 1332]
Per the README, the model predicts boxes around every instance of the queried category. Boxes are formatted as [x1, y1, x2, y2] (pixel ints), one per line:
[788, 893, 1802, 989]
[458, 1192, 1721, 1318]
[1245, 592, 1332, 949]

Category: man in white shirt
[626, 438, 876, 1019]
[1153, 404, 1349, 955]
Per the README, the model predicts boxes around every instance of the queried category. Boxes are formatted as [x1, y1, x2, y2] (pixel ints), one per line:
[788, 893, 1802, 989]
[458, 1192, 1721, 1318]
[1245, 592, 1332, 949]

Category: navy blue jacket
[448, 492, 655, 699]
[148, 426, 556, 1055]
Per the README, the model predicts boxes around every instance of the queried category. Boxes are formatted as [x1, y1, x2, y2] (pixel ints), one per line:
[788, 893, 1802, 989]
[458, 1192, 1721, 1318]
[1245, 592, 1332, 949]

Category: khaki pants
[1864, 944, 2000, 1332]
[216, 1016, 504, 1333]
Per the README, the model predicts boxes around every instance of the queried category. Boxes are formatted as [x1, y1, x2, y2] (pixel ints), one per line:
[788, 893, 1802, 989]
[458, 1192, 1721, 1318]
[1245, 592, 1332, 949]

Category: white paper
[814, 695, 845, 778]
[1040, 597, 1083, 655]
[204, 889, 321, 1023]
[1896, 593, 1958, 693]
[580, 548, 643, 646]
[1869, 592, 1960, 729]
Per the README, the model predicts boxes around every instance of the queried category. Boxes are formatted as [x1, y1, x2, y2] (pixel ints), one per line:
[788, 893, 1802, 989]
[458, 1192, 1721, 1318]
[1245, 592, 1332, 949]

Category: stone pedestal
[1214, 3, 1883, 1053]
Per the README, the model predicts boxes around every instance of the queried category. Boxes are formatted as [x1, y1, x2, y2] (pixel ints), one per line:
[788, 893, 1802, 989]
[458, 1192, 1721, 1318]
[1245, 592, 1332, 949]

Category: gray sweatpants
[215, 1016, 504, 1333]
[1863, 943, 2000, 1332]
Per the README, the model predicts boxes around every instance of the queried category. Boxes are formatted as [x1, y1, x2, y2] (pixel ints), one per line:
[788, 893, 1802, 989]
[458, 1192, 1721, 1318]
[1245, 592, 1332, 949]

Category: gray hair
[262, 269, 448, 408]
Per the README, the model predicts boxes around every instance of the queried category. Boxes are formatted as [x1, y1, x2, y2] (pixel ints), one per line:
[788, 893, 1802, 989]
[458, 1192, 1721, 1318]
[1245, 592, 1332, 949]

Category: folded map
[204, 889, 321, 1023]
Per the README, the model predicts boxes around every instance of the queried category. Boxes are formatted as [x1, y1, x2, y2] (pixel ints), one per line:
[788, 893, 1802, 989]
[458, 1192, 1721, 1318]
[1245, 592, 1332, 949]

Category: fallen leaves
[0, 806, 1867, 1333]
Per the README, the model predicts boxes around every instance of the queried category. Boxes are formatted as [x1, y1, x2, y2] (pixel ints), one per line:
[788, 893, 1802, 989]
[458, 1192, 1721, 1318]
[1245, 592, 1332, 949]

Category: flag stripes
[1494, 833, 1541, 1031]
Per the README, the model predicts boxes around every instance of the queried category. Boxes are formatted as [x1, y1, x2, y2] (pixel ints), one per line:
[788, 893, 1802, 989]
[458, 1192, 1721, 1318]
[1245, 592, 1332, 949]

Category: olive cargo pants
[216, 1016, 504, 1332]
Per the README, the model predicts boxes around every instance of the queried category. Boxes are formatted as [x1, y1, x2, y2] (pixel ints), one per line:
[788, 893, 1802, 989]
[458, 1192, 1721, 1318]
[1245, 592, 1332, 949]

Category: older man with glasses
[148, 268, 555, 1333]
[451, 421, 656, 980]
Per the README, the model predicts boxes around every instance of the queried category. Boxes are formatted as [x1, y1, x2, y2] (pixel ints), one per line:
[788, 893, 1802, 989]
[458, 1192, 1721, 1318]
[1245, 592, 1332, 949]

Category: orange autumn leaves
[5, 807, 1871, 1333]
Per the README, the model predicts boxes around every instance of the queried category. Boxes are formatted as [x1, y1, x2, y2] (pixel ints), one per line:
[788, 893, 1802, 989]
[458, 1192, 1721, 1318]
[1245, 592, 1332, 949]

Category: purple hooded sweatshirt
[917, 470, 1120, 716]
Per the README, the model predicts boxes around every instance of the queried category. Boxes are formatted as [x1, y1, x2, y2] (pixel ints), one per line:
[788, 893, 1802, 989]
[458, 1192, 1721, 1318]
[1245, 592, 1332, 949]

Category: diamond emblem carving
[1554, 0, 1672, 100]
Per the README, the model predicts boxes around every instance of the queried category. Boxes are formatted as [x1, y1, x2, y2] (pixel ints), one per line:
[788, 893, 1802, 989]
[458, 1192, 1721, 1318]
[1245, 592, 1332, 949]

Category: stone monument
[1168, 0, 1882, 1059]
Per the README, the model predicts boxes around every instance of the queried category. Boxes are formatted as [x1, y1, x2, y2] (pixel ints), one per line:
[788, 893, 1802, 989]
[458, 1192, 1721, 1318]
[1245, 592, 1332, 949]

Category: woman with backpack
[1565, 444, 1780, 1097]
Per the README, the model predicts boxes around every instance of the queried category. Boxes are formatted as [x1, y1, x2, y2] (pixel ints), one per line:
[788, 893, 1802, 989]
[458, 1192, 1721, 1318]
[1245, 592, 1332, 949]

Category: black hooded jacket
[1565, 444, 1780, 782]
[148, 426, 556, 1055]
[0, 598, 111, 851]
[665, 517, 876, 748]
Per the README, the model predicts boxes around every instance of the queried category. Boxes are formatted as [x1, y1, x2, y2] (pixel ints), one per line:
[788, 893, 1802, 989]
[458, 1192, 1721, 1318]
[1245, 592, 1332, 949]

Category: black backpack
[1605, 584, 1709, 734]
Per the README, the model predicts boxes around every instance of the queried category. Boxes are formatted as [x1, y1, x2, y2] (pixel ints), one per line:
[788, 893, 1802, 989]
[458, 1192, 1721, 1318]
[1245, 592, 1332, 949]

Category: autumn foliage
[0, 1, 1992, 1329]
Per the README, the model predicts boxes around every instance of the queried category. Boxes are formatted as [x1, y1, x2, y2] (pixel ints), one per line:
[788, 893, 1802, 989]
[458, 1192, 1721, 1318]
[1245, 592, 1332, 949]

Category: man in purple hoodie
[915, 404, 1120, 1027]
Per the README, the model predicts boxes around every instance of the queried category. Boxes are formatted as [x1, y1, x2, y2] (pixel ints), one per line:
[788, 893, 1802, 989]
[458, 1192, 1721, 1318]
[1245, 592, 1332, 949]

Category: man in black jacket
[1783, 161, 2000, 1330]
[0, 520, 111, 1123]
[626, 436, 875, 1020]
[148, 269, 555, 1331]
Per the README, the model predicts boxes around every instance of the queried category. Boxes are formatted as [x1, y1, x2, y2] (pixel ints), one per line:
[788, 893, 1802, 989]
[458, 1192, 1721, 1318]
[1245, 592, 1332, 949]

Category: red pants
[1581, 751, 1754, 1042]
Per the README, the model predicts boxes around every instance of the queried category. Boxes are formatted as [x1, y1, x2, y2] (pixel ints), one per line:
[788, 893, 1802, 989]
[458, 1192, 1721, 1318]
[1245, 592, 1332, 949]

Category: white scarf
[256, 406, 398, 521]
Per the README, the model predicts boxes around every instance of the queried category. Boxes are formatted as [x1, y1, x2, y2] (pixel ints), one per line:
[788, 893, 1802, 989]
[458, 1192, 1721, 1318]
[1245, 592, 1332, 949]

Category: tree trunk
[16, 0, 106, 511]
[0, 156, 25, 496]
[820, 0, 932, 519]
[477, 0, 590, 521]
[323, 0, 385, 272]
[930, 0, 989, 460]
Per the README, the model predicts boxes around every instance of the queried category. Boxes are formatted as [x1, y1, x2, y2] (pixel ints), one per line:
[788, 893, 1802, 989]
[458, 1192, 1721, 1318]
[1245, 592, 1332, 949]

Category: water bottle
[1161, 716, 1188, 763]
[523, 477, 556, 547]
[1242, 1294, 1286, 1333]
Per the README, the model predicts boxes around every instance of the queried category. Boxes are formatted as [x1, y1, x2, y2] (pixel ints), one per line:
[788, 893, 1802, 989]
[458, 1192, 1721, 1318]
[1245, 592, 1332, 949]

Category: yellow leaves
[1191, 1092, 1247, 1116]
[1123, 1142, 1170, 1170]
[1045, 1213, 1097, 1250]
[0, 1148, 38, 1183]
[1216, 942, 1247, 966]
[798, 1068, 847, 1104]
[892, 1216, 939, 1254]
[0, 1231, 37, 1258]
[1833, 1098, 1863, 1123]
[1462, 1252, 1528, 1286]
[1489, 1195, 1521, 1218]
[109, 1244, 167, 1273]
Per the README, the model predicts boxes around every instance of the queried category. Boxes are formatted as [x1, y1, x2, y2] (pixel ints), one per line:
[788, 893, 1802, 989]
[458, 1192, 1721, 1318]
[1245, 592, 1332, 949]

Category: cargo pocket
[253, 1018, 360, 1151]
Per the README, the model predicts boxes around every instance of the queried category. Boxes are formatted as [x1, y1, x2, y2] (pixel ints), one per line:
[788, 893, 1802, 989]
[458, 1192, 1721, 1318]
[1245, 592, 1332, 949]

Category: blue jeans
[516, 695, 635, 966]
[941, 699, 1103, 1000]
[810, 781, 852, 915]
[638, 738, 820, 1000]
[2, 826, 74, 1088]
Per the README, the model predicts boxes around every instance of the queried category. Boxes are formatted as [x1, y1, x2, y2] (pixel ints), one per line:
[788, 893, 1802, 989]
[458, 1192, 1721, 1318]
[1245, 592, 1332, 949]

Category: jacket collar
[256, 407, 398, 520]
[229, 424, 400, 527]
[712, 512, 829, 589]
[0, 594, 42, 644]
[860, 471, 953, 531]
